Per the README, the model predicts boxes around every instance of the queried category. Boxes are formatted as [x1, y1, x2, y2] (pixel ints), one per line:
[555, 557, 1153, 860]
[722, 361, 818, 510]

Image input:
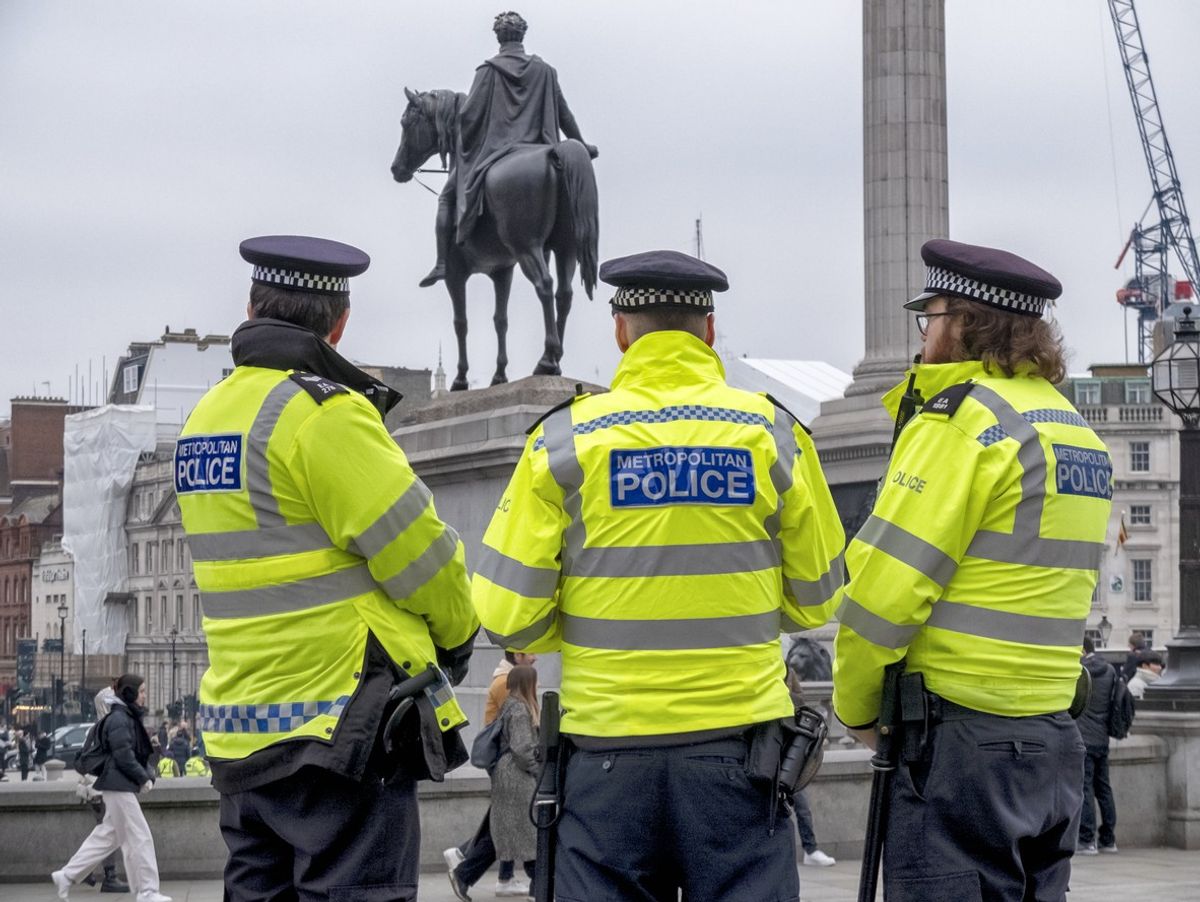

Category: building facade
[1064, 364, 1182, 651]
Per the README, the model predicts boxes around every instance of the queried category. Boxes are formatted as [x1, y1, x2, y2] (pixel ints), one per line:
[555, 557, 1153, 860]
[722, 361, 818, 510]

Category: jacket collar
[881, 360, 993, 419]
[231, 319, 402, 417]
[611, 331, 726, 391]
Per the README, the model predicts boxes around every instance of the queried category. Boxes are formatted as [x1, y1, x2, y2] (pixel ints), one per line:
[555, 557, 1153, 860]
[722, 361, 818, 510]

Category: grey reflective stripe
[967, 531, 1104, 570]
[201, 565, 378, 619]
[856, 516, 958, 586]
[246, 379, 303, 529]
[561, 610, 780, 650]
[353, 479, 433, 560]
[485, 611, 558, 650]
[764, 411, 797, 548]
[542, 407, 587, 568]
[475, 544, 560, 598]
[927, 600, 1086, 647]
[188, 522, 334, 562]
[837, 596, 920, 650]
[787, 553, 845, 605]
[380, 526, 459, 598]
[567, 540, 779, 579]
[965, 385, 1104, 571]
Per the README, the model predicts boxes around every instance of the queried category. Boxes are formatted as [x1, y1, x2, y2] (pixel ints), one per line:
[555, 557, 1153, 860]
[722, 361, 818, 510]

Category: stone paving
[3, 847, 1197, 901]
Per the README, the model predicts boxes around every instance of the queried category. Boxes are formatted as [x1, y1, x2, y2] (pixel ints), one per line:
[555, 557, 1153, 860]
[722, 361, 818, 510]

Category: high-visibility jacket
[157, 757, 180, 779]
[473, 332, 846, 738]
[184, 755, 211, 777]
[832, 361, 1113, 727]
[176, 364, 476, 763]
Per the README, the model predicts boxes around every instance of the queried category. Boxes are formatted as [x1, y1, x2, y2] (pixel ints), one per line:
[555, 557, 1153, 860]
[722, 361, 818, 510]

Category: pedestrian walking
[1128, 652, 1164, 699]
[175, 235, 476, 900]
[1121, 632, 1147, 681]
[1077, 637, 1119, 855]
[34, 728, 51, 780]
[833, 238, 1112, 900]
[168, 729, 189, 776]
[18, 728, 32, 781]
[474, 249, 845, 901]
[51, 673, 171, 902]
[489, 666, 541, 897]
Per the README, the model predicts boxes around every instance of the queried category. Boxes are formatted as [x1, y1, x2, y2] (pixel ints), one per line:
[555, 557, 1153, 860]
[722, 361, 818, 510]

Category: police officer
[473, 250, 846, 901]
[832, 239, 1113, 900]
[175, 236, 477, 900]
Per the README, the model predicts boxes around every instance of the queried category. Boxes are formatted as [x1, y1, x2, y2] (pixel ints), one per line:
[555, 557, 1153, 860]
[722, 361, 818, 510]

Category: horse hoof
[490, 373, 508, 386]
[532, 362, 560, 376]
[451, 378, 469, 392]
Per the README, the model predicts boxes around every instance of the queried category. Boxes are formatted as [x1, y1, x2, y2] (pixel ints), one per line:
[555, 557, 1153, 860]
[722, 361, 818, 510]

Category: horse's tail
[554, 139, 598, 299]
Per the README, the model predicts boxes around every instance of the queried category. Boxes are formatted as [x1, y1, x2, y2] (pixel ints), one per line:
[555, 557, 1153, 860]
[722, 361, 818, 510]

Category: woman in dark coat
[51, 673, 171, 902]
[17, 728, 31, 781]
[490, 665, 541, 895]
[169, 729, 190, 776]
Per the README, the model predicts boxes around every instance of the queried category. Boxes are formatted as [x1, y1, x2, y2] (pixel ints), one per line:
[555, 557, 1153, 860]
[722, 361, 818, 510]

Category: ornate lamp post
[1098, 615, 1113, 648]
[1145, 305, 1200, 707]
[81, 628, 88, 721]
[169, 626, 179, 720]
[55, 602, 68, 755]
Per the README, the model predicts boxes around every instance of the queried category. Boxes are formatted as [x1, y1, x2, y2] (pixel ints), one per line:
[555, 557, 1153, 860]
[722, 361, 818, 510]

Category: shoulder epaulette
[289, 371, 349, 404]
[525, 391, 591, 436]
[763, 392, 812, 435]
[921, 381, 975, 418]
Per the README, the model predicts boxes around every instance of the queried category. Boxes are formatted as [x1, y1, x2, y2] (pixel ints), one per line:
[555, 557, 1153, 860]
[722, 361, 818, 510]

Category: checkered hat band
[611, 287, 713, 310]
[252, 266, 349, 294]
[925, 265, 1046, 317]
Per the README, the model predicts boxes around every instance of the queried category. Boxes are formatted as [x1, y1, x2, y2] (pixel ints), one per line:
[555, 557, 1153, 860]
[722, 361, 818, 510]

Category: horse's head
[391, 87, 457, 183]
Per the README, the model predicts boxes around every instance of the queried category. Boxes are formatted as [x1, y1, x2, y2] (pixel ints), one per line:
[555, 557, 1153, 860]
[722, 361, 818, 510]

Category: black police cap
[600, 249, 728, 313]
[240, 235, 370, 296]
[906, 238, 1062, 318]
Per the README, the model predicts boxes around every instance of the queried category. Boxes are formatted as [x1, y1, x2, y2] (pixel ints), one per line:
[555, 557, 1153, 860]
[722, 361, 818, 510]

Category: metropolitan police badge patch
[1052, 444, 1113, 500]
[175, 434, 244, 494]
[610, 446, 756, 508]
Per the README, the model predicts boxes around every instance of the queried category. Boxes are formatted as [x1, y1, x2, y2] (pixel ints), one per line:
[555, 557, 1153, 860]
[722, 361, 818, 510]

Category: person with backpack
[51, 673, 171, 902]
[489, 666, 541, 897]
[1077, 637, 1119, 855]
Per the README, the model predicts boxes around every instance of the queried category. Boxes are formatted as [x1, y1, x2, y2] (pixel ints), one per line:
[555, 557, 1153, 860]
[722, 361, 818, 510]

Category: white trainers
[136, 892, 173, 902]
[51, 870, 71, 900]
[803, 850, 836, 867]
[495, 877, 530, 896]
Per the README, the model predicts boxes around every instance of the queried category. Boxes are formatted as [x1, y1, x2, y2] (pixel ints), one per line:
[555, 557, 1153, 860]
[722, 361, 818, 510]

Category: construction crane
[1108, 0, 1200, 362]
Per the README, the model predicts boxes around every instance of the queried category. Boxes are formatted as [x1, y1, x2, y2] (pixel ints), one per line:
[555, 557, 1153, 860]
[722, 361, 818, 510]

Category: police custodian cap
[905, 238, 1062, 318]
[600, 249, 729, 313]
[239, 235, 370, 296]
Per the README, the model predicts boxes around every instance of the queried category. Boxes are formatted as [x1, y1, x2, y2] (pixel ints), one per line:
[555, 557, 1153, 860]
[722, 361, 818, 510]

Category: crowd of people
[0, 721, 53, 781]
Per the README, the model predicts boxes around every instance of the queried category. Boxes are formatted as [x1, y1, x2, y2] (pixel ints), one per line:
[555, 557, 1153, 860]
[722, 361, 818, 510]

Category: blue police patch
[1052, 444, 1113, 500]
[610, 446, 756, 508]
[175, 434, 244, 495]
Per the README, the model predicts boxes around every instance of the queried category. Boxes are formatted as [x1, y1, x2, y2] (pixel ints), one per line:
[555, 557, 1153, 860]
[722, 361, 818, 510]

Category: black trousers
[457, 807, 497, 886]
[555, 736, 798, 902]
[884, 711, 1085, 902]
[219, 767, 419, 902]
[1078, 747, 1117, 848]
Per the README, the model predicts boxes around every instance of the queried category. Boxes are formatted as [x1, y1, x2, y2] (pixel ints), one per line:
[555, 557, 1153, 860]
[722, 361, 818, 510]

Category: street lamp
[1098, 615, 1113, 648]
[169, 627, 179, 720]
[81, 628, 87, 721]
[55, 602, 68, 756]
[1145, 305, 1200, 707]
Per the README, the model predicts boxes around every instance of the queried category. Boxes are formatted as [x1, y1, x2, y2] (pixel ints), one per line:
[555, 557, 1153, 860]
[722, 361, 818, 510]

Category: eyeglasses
[915, 312, 955, 337]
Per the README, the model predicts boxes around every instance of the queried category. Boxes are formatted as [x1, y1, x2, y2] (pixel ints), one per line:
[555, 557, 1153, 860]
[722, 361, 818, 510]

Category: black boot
[100, 872, 130, 893]
[419, 193, 452, 288]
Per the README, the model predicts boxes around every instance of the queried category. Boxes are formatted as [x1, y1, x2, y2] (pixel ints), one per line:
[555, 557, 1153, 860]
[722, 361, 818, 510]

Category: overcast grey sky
[3, 1, 1199, 417]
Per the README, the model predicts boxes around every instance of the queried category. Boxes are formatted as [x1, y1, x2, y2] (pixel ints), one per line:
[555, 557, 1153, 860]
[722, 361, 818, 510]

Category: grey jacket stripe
[381, 526, 459, 599]
[857, 516, 958, 586]
[969, 385, 1046, 535]
[485, 611, 558, 650]
[475, 544, 560, 598]
[927, 600, 1086, 647]
[764, 412, 797, 550]
[542, 407, 587, 567]
[246, 380, 303, 529]
[188, 522, 333, 562]
[353, 479, 433, 560]
[787, 553, 845, 605]
[201, 564, 377, 619]
[568, 540, 779, 579]
[561, 610, 780, 650]
[966, 531, 1104, 570]
[837, 596, 920, 650]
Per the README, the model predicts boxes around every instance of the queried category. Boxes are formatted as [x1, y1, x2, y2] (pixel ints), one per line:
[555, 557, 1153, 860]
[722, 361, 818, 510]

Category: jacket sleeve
[777, 420, 846, 632]
[290, 394, 477, 652]
[472, 428, 565, 653]
[832, 416, 989, 728]
[105, 714, 152, 786]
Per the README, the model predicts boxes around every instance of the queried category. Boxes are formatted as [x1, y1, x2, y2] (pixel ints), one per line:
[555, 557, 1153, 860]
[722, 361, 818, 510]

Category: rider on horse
[419, 10, 598, 288]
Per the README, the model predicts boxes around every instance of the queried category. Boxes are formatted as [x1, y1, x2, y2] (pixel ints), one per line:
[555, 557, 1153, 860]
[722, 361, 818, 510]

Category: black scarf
[230, 319, 402, 418]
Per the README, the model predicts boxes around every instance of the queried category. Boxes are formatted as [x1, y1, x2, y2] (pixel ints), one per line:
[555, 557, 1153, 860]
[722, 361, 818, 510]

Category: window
[1075, 381, 1101, 406]
[162, 540, 173, 574]
[1132, 559, 1153, 603]
[160, 595, 168, 632]
[177, 540, 185, 572]
[1129, 504, 1152, 525]
[122, 364, 139, 394]
[1083, 628, 1103, 648]
[176, 594, 184, 629]
[1130, 441, 1150, 473]
[192, 593, 201, 629]
[130, 543, 139, 574]
[1138, 629, 1155, 646]
[144, 543, 153, 573]
[145, 595, 153, 633]
[1125, 380, 1151, 404]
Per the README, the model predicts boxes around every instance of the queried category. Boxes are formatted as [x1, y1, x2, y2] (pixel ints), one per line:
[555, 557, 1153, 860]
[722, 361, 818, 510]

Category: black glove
[435, 627, 478, 687]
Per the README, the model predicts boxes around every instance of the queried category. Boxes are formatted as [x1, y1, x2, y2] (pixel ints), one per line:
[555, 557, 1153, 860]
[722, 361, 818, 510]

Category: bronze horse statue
[391, 88, 598, 389]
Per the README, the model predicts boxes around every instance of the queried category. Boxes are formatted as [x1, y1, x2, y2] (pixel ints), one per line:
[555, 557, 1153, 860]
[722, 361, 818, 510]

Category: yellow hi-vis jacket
[832, 361, 1113, 728]
[176, 365, 476, 763]
[473, 332, 846, 738]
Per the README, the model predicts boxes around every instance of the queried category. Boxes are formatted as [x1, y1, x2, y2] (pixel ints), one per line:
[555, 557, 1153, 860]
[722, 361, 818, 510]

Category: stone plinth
[1133, 709, 1200, 849]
